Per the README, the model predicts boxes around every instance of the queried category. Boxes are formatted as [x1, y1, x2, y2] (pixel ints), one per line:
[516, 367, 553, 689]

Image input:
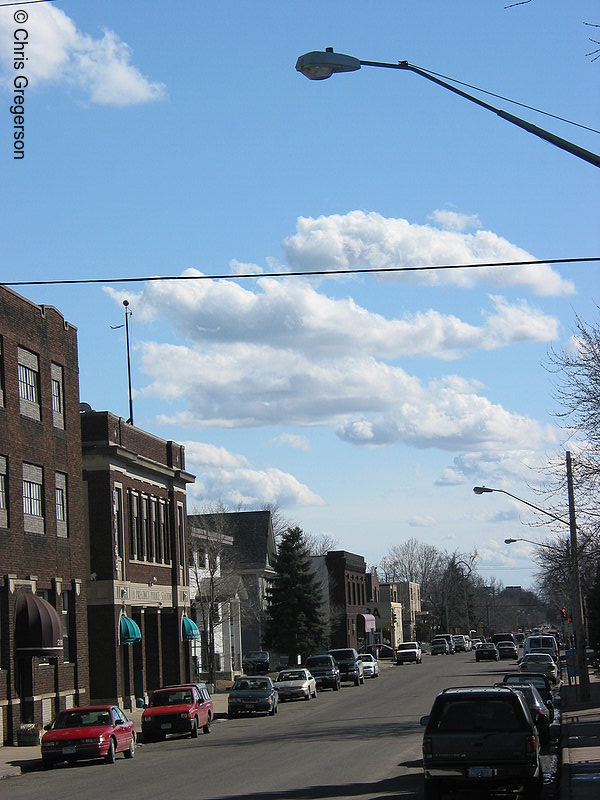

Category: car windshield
[435, 699, 525, 732]
[525, 654, 553, 663]
[277, 671, 305, 681]
[306, 656, 330, 666]
[399, 643, 417, 650]
[54, 709, 112, 728]
[151, 689, 193, 706]
[330, 650, 353, 660]
[234, 678, 270, 691]
[361, 654, 374, 662]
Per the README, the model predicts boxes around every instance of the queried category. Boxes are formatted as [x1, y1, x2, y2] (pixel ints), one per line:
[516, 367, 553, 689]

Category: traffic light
[561, 607, 566, 619]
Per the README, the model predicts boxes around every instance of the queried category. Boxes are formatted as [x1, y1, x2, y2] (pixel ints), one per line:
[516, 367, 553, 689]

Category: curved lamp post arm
[473, 486, 570, 526]
[295, 50, 600, 168]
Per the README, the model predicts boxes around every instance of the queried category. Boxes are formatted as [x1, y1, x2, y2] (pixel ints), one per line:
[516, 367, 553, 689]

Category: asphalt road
[4, 652, 560, 800]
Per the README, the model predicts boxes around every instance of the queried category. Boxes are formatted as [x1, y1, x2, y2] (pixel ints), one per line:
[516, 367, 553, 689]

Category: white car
[360, 653, 380, 678]
[395, 641, 423, 664]
[273, 668, 317, 701]
[518, 652, 559, 684]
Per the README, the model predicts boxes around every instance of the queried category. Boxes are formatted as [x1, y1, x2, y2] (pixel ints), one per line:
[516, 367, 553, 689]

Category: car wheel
[354, 675, 360, 686]
[67, 755, 77, 766]
[190, 718, 198, 738]
[269, 704, 276, 716]
[333, 681, 340, 691]
[105, 737, 116, 765]
[305, 691, 310, 701]
[124, 734, 135, 759]
[203, 715, 212, 734]
[42, 758, 53, 770]
[228, 710, 237, 719]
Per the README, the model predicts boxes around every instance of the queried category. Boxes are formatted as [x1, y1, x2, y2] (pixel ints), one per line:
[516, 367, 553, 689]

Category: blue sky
[1, 1, 598, 590]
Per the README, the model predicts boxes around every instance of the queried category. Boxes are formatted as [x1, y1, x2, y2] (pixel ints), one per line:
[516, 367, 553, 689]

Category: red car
[142, 683, 213, 742]
[41, 705, 136, 768]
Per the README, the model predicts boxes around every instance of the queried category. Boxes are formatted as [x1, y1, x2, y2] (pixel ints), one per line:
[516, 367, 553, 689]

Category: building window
[23, 463, 44, 534]
[51, 363, 65, 429]
[114, 486, 124, 559]
[177, 503, 185, 568]
[159, 500, 170, 563]
[0, 455, 7, 529]
[18, 347, 40, 420]
[129, 491, 139, 559]
[55, 472, 68, 537]
[151, 499, 159, 562]
[0, 336, 5, 407]
[62, 590, 71, 662]
[142, 496, 151, 562]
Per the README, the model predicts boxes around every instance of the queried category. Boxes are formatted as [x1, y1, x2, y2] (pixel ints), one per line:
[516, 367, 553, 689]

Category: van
[523, 634, 559, 662]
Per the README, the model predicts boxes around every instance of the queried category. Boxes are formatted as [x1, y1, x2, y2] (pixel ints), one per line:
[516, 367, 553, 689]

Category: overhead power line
[3, 256, 598, 288]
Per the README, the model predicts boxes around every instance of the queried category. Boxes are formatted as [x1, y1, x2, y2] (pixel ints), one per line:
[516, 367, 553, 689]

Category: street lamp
[474, 452, 590, 700]
[504, 537, 563, 549]
[295, 49, 600, 168]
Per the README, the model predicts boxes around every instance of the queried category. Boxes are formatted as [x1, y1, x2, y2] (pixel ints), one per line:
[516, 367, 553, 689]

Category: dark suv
[420, 686, 543, 799]
[304, 654, 341, 691]
[328, 648, 364, 686]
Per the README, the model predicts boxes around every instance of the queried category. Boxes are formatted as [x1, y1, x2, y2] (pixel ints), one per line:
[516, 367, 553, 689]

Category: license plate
[63, 745, 76, 755]
[468, 767, 493, 778]
[161, 723, 172, 729]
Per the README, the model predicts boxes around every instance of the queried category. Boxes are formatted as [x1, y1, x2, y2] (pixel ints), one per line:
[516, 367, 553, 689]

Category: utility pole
[123, 300, 134, 425]
[566, 451, 590, 700]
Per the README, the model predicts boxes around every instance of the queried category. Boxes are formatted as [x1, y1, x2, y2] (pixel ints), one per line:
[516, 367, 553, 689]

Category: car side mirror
[44, 723, 52, 731]
[419, 715, 430, 727]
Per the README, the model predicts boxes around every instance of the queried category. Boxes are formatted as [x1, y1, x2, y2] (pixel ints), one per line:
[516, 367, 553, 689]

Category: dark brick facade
[325, 551, 370, 650]
[0, 286, 89, 745]
[81, 410, 195, 708]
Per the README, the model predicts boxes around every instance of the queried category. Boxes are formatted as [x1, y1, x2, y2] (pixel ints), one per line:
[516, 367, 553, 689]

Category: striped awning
[15, 591, 63, 656]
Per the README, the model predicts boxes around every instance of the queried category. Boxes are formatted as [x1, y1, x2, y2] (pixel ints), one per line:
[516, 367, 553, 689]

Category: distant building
[313, 551, 375, 651]
[0, 286, 89, 744]
[188, 511, 276, 655]
[81, 410, 195, 709]
[397, 581, 421, 640]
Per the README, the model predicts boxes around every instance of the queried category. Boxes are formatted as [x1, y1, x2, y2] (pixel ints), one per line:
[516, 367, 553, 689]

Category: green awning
[182, 615, 201, 641]
[120, 614, 141, 645]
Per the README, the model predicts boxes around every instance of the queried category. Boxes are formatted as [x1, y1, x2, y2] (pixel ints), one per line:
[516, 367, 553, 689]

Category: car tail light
[423, 737, 432, 755]
[526, 735, 538, 754]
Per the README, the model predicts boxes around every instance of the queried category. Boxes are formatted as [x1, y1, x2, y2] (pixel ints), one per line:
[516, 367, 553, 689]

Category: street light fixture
[474, 452, 590, 700]
[295, 49, 600, 168]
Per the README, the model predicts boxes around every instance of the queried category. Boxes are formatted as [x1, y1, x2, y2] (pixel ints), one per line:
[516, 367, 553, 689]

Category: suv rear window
[330, 649, 354, 659]
[306, 656, 331, 666]
[431, 698, 527, 732]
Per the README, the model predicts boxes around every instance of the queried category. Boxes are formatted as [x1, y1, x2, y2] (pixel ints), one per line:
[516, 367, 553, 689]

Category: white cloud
[0, 6, 165, 105]
[110, 270, 560, 363]
[429, 209, 481, 232]
[408, 515, 437, 528]
[272, 433, 311, 451]
[282, 211, 575, 296]
[183, 440, 324, 509]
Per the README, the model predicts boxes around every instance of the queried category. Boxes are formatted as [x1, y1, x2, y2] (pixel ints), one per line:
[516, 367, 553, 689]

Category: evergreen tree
[263, 526, 324, 663]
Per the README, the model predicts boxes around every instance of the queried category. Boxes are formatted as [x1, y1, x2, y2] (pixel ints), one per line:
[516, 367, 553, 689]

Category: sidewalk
[0, 691, 230, 780]
[559, 663, 600, 799]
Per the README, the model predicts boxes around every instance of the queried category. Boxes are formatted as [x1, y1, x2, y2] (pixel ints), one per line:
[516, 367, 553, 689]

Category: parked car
[470, 637, 483, 649]
[501, 673, 554, 722]
[242, 650, 270, 674]
[142, 683, 213, 741]
[420, 686, 543, 800]
[41, 705, 136, 769]
[368, 643, 394, 659]
[273, 668, 317, 701]
[519, 652, 559, 684]
[329, 648, 364, 686]
[475, 642, 500, 662]
[228, 676, 278, 717]
[435, 633, 456, 654]
[430, 638, 450, 656]
[360, 653, 380, 677]
[495, 683, 552, 746]
[395, 641, 422, 664]
[304, 654, 341, 691]
[497, 640, 519, 660]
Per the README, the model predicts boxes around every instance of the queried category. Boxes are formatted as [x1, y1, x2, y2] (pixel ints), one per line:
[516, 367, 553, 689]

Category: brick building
[313, 551, 375, 651]
[81, 410, 195, 709]
[0, 286, 89, 745]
